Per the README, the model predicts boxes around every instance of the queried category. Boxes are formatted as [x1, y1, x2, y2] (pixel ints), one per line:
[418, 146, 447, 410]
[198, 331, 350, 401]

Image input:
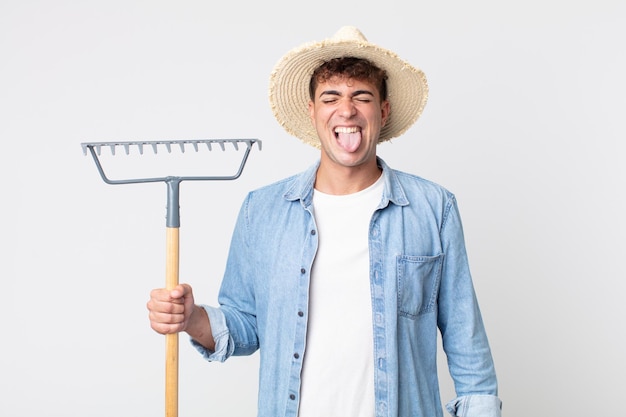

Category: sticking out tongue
[337, 131, 362, 152]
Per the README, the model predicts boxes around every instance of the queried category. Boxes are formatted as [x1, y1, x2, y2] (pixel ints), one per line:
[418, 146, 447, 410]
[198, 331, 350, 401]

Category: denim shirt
[193, 158, 502, 417]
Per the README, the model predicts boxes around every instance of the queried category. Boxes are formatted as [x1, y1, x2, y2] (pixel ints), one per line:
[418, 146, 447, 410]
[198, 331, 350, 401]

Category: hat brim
[269, 36, 428, 148]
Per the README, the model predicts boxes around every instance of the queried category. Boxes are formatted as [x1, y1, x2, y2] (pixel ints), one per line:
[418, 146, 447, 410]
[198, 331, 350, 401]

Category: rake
[81, 138, 262, 417]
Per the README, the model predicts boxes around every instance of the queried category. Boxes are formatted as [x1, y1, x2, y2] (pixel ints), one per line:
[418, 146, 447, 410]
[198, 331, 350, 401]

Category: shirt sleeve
[437, 196, 502, 415]
[189, 194, 260, 360]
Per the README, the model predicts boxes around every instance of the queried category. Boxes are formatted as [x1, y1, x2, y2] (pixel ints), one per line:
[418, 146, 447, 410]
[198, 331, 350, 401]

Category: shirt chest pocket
[397, 254, 444, 318]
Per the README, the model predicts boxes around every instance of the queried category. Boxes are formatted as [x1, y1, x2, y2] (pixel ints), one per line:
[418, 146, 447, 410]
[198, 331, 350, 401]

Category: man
[148, 26, 502, 417]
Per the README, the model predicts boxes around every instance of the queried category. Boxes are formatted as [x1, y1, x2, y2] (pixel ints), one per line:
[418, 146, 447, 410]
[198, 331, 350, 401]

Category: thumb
[170, 283, 193, 300]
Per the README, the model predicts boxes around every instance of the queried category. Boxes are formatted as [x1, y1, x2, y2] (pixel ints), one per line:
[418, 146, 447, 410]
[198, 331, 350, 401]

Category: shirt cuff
[446, 394, 502, 417]
[189, 305, 233, 362]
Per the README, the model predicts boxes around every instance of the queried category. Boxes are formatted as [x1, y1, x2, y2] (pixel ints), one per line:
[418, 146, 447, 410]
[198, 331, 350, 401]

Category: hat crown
[331, 26, 368, 42]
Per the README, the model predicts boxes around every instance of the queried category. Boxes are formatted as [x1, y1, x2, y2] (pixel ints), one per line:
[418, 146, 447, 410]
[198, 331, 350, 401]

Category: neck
[315, 158, 382, 195]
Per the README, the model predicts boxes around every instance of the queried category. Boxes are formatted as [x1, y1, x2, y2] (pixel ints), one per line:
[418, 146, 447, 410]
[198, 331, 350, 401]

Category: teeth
[334, 127, 360, 133]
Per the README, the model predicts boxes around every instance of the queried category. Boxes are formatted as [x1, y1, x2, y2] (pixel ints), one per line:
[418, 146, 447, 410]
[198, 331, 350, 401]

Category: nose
[337, 98, 357, 118]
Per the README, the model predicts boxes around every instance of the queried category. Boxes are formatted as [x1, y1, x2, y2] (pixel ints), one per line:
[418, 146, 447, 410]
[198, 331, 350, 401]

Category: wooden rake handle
[166, 227, 179, 417]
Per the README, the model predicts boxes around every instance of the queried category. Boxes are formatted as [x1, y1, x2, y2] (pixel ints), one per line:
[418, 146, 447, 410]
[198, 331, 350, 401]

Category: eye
[353, 94, 373, 103]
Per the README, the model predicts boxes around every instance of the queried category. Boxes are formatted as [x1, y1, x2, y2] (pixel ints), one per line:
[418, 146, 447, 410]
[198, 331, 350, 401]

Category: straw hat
[268, 26, 428, 148]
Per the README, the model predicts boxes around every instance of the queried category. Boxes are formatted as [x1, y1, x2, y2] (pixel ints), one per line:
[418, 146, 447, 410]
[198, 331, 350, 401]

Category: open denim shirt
[193, 158, 502, 417]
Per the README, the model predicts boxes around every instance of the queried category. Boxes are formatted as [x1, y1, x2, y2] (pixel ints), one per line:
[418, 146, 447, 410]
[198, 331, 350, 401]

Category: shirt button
[310, 229, 316, 235]
[298, 311, 304, 317]
[300, 268, 306, 274]
[289, 394, 296, 400]
[294, 353, 300, 359]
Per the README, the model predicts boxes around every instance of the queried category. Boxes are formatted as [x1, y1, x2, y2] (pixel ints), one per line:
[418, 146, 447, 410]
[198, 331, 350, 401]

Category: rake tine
[138, 143, 144, 155]
[95, 145, 102, 155]
[206, 141, 212, 151]
[110, 144, 116, 155]
[178, 142, 185, 153]
[232, 141, 239, 151]
[192, 141, 199, 152]
[165, 142, 172, 153]
[219, 141, 225, 151]
[124, 143, 130, 155]
[151, 143, 158, 154]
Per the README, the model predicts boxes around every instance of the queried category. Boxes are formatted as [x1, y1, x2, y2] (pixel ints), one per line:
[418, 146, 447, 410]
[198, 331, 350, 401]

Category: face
[308, 76, 390, 170]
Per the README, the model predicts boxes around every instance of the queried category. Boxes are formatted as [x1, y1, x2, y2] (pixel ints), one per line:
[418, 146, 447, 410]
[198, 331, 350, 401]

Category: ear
[380, 100, 390, 127]
[308, 100, 315, 124]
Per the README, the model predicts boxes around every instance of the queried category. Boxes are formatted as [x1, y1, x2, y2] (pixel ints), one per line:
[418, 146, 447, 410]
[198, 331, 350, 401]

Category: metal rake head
[81, 138, 262, 185]
[81, 138, 261, 157]
[81, 138, 262, 227]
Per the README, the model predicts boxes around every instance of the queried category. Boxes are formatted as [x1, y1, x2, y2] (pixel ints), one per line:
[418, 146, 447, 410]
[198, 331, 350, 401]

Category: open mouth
[334, 127, 362, 152]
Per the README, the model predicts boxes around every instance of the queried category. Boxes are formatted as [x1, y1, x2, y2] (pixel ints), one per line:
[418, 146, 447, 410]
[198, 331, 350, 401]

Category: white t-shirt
[297, 174, 384, 417]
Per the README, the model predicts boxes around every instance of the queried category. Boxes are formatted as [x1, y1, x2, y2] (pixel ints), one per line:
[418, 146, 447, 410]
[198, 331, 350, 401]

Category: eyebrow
[318, 89, 376, 99]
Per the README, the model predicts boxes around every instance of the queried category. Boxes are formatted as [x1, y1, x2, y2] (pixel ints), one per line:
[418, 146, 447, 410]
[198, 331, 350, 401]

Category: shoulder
[384, 167, 463, 232]
[239, 170, 308, 217]
[387, 167, 456, 204]
[245, 160, 318, 205]
[394, 169, 452, 193]
[246, 172, 301, 200]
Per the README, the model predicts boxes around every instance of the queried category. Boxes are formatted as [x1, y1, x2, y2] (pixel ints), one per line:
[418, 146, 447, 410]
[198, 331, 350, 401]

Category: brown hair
[309, 57, 388, 101]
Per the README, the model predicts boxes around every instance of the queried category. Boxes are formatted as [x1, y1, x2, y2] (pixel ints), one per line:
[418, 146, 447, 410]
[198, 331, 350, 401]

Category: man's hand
[147, 284, 196, 334]
[147, 284, 214, 350]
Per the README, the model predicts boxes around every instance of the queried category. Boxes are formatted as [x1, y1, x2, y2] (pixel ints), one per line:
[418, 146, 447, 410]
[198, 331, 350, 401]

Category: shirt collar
[283, 157, 409, 208]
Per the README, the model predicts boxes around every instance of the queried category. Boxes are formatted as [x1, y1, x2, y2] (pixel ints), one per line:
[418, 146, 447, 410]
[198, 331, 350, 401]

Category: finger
[170, 283, 192, 300]
[160, 298, 185, 314]
[149, 309, 186, 325]
[150, 320, 186, 335]
[147, 297, 186, 315]
[149, 288, 173, 302]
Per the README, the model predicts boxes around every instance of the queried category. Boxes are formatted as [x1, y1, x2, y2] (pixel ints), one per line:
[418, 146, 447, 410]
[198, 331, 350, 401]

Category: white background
[1, 1, 624, 416]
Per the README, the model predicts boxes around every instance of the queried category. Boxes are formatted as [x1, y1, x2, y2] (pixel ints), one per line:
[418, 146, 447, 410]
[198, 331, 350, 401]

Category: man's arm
[437, 196, 502, 416]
